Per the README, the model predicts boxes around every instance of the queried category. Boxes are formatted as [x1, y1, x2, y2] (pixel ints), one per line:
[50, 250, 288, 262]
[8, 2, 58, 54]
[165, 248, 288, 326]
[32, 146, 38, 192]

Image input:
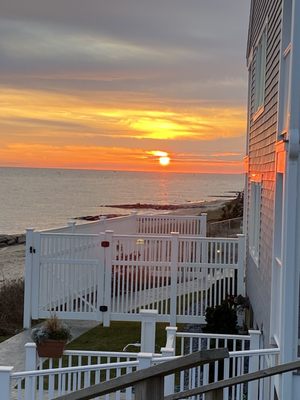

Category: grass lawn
[67, 321, 185, 353]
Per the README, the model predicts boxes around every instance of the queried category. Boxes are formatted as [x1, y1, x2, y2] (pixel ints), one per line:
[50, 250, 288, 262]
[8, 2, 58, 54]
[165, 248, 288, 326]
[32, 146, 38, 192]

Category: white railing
[24, 230, 245, 328]
[136, 214, 207, 236]
[10, 360, 138, 400]
[1, 333, 279, 400]
[40, 213, 207, 237]
[161, 328, 280, 400]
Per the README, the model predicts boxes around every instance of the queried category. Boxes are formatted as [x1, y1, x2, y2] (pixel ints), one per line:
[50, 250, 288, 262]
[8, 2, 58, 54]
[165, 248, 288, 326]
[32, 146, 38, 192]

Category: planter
[36, 339, 67, 358]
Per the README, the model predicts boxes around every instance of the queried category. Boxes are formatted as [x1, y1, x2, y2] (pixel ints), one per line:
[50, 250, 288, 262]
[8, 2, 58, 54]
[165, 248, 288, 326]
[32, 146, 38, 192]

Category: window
[249, 181, 261, 265]
[254, 28, 267, 114]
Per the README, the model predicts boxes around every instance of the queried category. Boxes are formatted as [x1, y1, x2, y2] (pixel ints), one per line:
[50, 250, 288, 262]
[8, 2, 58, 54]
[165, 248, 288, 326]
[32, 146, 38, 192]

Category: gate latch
[100, 305, 108, 312]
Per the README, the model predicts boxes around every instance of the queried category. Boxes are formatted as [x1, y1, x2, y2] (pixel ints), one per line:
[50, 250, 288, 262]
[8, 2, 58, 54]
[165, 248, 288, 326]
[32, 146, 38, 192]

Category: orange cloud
[0, 87, 245, 173]
[0, 143, 243, 173]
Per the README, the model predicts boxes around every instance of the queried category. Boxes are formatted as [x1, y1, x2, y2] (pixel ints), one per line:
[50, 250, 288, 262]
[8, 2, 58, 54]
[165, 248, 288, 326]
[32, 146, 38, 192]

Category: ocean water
[0, 167, 244, 234]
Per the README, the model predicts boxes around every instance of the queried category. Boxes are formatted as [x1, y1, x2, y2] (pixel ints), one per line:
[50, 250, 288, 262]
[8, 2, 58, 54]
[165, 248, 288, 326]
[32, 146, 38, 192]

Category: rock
[17, 235, 26, 244]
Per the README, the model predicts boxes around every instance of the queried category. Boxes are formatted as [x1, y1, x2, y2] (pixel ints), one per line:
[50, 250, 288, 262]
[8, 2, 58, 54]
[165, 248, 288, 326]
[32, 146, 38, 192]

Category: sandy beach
[0, 199, 227, 284]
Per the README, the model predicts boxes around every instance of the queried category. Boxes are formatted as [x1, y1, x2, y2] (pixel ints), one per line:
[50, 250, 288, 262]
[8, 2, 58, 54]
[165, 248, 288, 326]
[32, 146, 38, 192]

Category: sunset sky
[0, 0, 250, 173]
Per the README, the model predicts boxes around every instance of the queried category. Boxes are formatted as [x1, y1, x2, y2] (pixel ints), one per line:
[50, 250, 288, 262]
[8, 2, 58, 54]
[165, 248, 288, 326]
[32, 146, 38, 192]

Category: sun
[159, 156, 170, 166]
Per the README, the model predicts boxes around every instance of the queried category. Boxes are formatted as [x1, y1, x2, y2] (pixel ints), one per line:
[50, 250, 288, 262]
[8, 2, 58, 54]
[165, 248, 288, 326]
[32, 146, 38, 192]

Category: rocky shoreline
[102, 201, 213, 211]
[0, 234, 26, 248]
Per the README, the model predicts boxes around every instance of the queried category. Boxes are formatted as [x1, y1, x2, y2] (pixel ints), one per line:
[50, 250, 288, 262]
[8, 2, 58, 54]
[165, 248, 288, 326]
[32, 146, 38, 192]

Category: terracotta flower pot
[36, 339, 67, 358]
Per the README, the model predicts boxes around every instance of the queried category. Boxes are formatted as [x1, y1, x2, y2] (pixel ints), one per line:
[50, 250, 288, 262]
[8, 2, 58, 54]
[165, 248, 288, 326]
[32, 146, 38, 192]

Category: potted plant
[31, 315, 72, 358]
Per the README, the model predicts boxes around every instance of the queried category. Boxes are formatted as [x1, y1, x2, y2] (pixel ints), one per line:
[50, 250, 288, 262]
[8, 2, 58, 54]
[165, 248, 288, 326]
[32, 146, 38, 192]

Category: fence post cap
[166, 326, 178, 333]
[25, 342, 37, 348]
[248, 330, 261, 336]
[26, 228, 35, 232]
[160, 347, 174, 353]
[0, 366, 14, 372]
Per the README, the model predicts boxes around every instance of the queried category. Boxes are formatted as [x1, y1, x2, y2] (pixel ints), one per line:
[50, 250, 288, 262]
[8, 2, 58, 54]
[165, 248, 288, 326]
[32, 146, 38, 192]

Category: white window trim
[253, 22, 268, 118]
[249, 180, 261, 266]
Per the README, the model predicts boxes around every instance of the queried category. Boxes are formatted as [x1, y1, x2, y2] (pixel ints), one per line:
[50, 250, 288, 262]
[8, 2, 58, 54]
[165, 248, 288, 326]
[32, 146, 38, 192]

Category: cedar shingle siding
[246, 0, 282, 343]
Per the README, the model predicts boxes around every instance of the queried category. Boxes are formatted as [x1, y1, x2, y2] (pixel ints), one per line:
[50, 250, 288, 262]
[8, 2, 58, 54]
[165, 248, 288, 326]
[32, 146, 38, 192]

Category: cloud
[0, 0, 250, 172]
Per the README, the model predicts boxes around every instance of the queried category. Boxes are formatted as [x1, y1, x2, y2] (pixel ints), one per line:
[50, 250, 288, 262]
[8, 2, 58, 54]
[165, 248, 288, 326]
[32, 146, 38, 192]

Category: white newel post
[237, 234, 246, 296]
[248, 330, 261, 399]
[170, 233, 179, 326]
[31, 232, 41, 319]
[25, 343, 37, 400]
[140, 309, 158, 353]
[0, 367, 13, 400]
[103, 230, 113, 327]
[23, 228, 34, 328]
[25, 343, 38, 370]
[200, 213, 207, 237]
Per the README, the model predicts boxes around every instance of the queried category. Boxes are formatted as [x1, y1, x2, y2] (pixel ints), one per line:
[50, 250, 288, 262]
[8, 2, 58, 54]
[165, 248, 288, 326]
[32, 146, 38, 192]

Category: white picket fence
[0, 329, 280, 400]
[47, 213, 207, 237]
[23, 226, 245, 328]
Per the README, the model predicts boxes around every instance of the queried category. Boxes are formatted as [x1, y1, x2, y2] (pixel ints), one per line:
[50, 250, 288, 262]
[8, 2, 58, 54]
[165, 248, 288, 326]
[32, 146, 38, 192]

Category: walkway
[0, 320, 98, 372]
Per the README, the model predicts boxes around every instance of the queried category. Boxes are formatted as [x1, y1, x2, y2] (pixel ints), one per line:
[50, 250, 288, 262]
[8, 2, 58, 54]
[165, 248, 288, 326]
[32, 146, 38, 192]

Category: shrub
[203, 298, 238, 334]
[0, 279, 24, 335]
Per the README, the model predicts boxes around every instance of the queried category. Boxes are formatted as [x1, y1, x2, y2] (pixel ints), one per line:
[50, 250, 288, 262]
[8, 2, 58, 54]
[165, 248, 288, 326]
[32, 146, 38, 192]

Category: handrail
[53, 349, 228, 400]
[164, 360, 300, 400]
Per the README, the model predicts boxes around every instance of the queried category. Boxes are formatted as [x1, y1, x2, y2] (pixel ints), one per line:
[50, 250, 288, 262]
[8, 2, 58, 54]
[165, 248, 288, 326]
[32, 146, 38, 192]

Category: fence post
[200, 213, 207, 237]
[0, 367, 13, 400]
[103, 230, 113, 327]
[25, 343, 38, 370]
[97, 232, 106, 323]
[140, 309, 158, 353]
[248, 330, 261, 399]
[170, 232, 179, 326]
[24, 343, 37, 400]
[136, 353, 164, 400]
[237, 234, 246, 296]
[23, 228, 35, 328]
[161, 347, 175, 395]
[31, 232, 41, 319]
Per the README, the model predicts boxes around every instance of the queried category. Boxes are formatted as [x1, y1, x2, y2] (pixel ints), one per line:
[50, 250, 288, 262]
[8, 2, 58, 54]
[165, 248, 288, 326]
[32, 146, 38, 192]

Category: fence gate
[24, 232, 106, 326]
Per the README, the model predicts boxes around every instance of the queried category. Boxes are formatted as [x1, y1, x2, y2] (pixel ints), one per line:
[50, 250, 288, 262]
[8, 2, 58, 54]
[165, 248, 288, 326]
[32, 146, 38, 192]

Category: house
[245, 0, 300, 398]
